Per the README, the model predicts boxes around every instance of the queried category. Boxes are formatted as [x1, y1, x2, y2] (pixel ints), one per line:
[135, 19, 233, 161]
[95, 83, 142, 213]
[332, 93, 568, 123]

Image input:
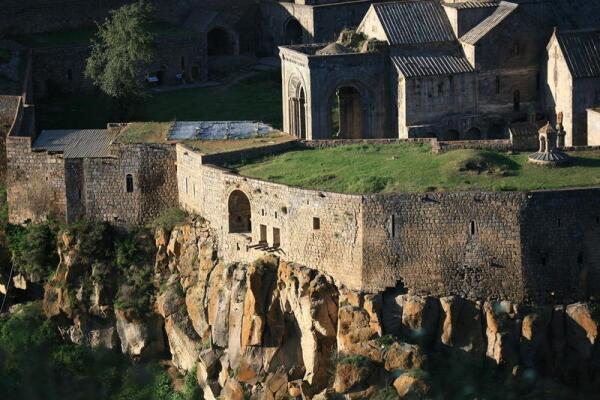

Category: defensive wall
[176, 142, 600, 305]
[6, 126, 178, 225]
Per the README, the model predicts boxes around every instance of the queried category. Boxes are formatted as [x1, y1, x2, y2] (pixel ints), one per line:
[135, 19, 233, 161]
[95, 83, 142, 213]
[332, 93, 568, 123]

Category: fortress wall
[361, 192, 528, 302]
[176, 144, 365, 289]
[82, 144, 177, 225]
[520, 189, 600, 304]
[7, 137, 68, 223]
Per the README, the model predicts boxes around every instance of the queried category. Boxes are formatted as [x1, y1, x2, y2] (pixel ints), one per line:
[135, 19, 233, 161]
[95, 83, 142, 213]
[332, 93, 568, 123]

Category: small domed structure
[528, 122, 571, 166]
[316, 42, 352, 56]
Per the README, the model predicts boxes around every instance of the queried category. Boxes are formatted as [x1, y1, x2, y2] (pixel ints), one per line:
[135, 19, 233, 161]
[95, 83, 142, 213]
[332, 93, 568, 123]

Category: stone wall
[176, 144, 365, 290]
[32, 37, 203, 99]
[588, 109, 600, 146]
[0, 96, 20, 181]
[7, 136, 68, 223]
[176, 143, 600, 305]
[81, 144, 178, 225]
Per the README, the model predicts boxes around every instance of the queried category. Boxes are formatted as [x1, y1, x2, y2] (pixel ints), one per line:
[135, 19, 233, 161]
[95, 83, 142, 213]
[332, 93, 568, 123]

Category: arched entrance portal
[284, 18, 303, 45]
[207, 27, 235, 56]
[288, 78, 307, 139]
[330, 86, 363, 138]
[444, 129, 460, 141]
[228, 190, 251, 234]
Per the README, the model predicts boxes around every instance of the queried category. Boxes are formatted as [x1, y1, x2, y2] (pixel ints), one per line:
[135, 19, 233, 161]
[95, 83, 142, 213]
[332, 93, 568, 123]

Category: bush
[65, 219, 114, 263]
[6, 221, 59, 280]
[115, 228, 155, 270]
[148, 208, 189, 231]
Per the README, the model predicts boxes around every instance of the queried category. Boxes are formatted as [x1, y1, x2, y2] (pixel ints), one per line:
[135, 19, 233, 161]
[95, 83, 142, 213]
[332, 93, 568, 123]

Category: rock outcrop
[37, 218, 600, 398]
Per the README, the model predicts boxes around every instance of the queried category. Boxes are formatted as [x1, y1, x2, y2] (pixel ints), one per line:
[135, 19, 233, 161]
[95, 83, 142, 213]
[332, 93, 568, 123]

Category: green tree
[85, 1, 155, 110]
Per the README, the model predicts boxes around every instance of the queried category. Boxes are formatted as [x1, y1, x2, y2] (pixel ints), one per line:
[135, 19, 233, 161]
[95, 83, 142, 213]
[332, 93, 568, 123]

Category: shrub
[115, 228, 155, 270]
[6, 221, 59, 280]
[148, 208, 189, 231]
[65, 219, 114, 263]
[338, 354, 372, 369]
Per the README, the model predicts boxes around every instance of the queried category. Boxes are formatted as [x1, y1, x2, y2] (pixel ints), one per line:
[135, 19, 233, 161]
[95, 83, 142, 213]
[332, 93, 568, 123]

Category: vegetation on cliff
[235, 143, 600, 193]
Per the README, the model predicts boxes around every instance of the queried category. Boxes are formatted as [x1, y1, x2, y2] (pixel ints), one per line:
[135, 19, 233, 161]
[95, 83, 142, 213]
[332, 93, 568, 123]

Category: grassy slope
[36, 72, 282, 130]
[235, 143, 600, 193]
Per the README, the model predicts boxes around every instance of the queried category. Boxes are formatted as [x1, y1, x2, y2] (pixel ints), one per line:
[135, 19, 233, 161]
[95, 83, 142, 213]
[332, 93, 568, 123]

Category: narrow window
[313, 217, 321, 230]
[274, 211, 278, 219]
[495, 76, 501, 94]
[577, 253, 584, 264]
[126, 174, 134, 193]
[557, 218, 561, 227]
[596, 216, 599, 225]
[180, 56, 185, 70]
[185, 177, 189, 194]
[470, 221, 476, 236]
[512, 42, 520, 56]
[259, 224, 267, 243]
[272, 227, 281, 248]
[261, 209, 265, 216]
[193, 184, 196, 198]
[390, 215, 396, 238]
[67, 69, 73, 81]
[541, 257, 546, 266]
[513, 90, 520, 111]
[78, 189, 81, 200]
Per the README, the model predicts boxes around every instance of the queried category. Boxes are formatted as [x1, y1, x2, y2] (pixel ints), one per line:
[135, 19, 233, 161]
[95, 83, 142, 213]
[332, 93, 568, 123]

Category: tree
[85, 2, 155, 105]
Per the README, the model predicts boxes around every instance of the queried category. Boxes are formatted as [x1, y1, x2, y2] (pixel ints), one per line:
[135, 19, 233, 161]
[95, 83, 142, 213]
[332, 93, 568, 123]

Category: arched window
[228, 190, 251, 233]
[126, 174, 134, 193]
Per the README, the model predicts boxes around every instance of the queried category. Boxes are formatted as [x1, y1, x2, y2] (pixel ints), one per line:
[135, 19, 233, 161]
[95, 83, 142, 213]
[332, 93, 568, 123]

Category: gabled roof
[33, 129, 117, 158]
[371, 1, 456, 45]
[392, 52, 475, 78]
[555, 30, 600, 79]
[460, 1, 518, 45]
[443, 1, 499, 10]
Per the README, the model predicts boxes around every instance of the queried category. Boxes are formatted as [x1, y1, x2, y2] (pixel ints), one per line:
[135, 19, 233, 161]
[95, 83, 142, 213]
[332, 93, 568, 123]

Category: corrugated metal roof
[556, 30, 600, 79]
[372, 1, 456, 45]
[443, 1, 499, 10]
[392, 53, 475, 78]
[33, 129, 117, 158]
[460, 1, 518, 45]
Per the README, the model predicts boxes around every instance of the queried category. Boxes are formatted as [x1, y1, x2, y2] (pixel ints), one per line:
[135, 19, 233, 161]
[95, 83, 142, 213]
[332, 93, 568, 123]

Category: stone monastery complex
[1, 0, 600, 306]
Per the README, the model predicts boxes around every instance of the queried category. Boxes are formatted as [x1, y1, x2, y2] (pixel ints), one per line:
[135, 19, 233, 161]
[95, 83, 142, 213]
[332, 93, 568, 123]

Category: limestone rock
[384, 342, 427, 372]
[337, 305, 379, 355]
[566, 303, 599, 359]
[115, 310, 164, 358]
[333, 360, 373, 394]
[196, 349, 221, 386]
[484, 301, 520, 366]
[393, 371, 431, 399]
[164, 309, 202, 371]
[222, 378, 245, 400]
[438, 296, 485, 356]
[263, 369, 288, 400]
[520, 308, 552, 370]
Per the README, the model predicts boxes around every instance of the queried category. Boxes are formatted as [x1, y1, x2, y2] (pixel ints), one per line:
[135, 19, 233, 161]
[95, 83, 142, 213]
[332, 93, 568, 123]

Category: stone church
[280, 0, 600, 144]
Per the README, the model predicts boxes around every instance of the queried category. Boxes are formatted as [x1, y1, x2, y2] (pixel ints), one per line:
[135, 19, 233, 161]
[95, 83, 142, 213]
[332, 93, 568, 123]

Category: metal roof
[33, 129, 117, 158]
[460, 1, 518, 45]
[372, 1, 456, 45]
[556, 30, 600, 79]
[443, 1, 499, 10]
[392, 53, 475, 78]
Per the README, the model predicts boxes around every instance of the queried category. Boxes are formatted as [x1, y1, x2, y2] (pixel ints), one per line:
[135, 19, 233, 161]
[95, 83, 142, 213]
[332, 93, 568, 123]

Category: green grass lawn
[36, 71, 283, 130]
[235, 143, 600, 193]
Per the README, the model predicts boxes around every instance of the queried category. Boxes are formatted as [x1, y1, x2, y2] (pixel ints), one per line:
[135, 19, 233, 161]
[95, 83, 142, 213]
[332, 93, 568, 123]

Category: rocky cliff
[39, 217, 600, 399]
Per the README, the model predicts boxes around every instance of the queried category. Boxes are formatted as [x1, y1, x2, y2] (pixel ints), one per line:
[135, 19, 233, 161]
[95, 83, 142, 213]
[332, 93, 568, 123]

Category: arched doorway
[288, 78, 307, 139]
[207, 27, 235, 56]
[228, 190, 251, 234]
[330, 86, 363, 139]
[284, 18, 303, 45]
[464, 127, 482, 140]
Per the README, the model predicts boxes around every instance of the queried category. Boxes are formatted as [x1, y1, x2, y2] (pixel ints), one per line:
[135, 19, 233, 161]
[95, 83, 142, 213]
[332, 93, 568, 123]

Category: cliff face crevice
[40, 218, 600, 398]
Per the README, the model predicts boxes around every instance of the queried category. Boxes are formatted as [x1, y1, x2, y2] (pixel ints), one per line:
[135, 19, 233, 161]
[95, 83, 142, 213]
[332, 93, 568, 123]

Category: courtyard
[234, 143, 600, 193]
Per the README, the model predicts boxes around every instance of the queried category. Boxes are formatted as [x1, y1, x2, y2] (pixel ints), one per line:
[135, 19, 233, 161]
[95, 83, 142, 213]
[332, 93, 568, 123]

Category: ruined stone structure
[280, 0, 600, 143]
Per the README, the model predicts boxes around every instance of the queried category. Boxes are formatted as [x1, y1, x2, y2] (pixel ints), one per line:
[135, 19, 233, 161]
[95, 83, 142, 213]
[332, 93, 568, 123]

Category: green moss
[235, 144, 600, 193]
[117, 122, 173, 143]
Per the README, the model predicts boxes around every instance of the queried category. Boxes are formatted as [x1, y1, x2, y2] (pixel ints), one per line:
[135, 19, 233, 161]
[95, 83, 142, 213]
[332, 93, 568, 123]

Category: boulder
[393, 371, 431, 399]
[384, 342, 427, 372]
[484, 301, 520, 367]
[565, 303, 598, 359]
[401, 295, 440, 345]
[196, 349, 221, 386]
[164, 309, 202, 371]
[222, 378, 244, 400]
[333, 359, 373, 394]
[115, 310, 164, 358]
